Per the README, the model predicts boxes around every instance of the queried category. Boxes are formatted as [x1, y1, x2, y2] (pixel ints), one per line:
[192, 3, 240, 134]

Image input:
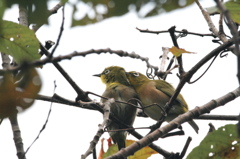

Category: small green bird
[94, 66, 138, 150]
[126, 71, 199, 133]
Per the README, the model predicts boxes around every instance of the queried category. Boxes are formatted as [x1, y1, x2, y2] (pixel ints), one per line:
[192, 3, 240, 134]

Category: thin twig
[50, 6, 65, 57]
[180, 137, 192, 158]
[40, 43, 91, 102]
[20, 81, 57, 159]
[136, 27, 216, 37]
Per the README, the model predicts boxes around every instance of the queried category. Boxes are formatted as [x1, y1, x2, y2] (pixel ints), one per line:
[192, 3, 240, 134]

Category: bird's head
[126, 71, 149, 89]
[93, 66, 130, 86]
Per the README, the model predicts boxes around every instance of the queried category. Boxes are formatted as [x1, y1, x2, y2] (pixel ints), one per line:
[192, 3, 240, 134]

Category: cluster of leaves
[1, 0, 196, 27]
[0, 20, 41, 118]
[1, 0, 240, 27]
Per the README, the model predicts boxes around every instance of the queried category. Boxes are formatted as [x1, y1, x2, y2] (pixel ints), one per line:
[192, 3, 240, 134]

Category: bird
[126, 71, 199, 133]
[93, 66, 138, 150]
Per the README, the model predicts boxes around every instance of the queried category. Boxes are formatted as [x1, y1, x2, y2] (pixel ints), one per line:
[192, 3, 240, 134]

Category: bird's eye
[104, 69, 110, 74]
[133, 72, 139, 77]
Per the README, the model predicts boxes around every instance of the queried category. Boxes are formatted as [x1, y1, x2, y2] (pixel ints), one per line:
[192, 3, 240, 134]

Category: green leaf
[225, 1, 240, 24]
[0, 20, 40, 64]
[187, 124, 240, 159]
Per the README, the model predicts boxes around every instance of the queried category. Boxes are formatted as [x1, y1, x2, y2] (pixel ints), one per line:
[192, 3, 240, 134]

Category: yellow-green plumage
[126, 71, 199, 133]
[94, 66, 137, 150]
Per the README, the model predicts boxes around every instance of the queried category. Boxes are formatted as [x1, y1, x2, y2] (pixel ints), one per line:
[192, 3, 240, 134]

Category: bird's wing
[154, 80, 188, 108]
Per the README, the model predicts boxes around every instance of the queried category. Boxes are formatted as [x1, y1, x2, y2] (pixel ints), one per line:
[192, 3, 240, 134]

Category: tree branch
[0, 48, 159, 75]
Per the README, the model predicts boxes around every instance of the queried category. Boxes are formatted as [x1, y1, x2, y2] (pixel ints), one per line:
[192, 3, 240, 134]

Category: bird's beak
[93, 73, 101, 77]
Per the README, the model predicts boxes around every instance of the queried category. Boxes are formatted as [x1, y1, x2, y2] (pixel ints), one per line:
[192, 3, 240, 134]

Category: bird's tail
[110, 131, 126, 150]
[188, 120, 199, 134]
[116, 139, 126, 151]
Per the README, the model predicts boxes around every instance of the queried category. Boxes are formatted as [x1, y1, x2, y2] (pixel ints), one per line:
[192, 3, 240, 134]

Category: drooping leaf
[169, 46, 195, 57]
[0, 20, 40, 64]
[102, 139, 157, 159]
[187, 124, 240, 159]
[0, 67, 42, 119]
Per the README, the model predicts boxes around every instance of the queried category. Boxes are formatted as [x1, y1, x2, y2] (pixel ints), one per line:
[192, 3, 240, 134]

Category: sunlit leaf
[187, 124, 240, 159]
[102, 139, 157, 159]
[0, 67, 41, 119]
[169, 46, 195, 57]
[0, 20, 40, 64]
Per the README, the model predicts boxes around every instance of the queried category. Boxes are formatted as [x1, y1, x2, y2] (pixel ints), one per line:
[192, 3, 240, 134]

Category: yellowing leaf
[16, 67, 42, 109]
[102, 139, 158, 159]
[0, 67, 41, 119]
[98, 138, 105, 159]
[169, 46, 195, 57]
[0, 73, 18, 118]
[127, 140, 158, 159]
